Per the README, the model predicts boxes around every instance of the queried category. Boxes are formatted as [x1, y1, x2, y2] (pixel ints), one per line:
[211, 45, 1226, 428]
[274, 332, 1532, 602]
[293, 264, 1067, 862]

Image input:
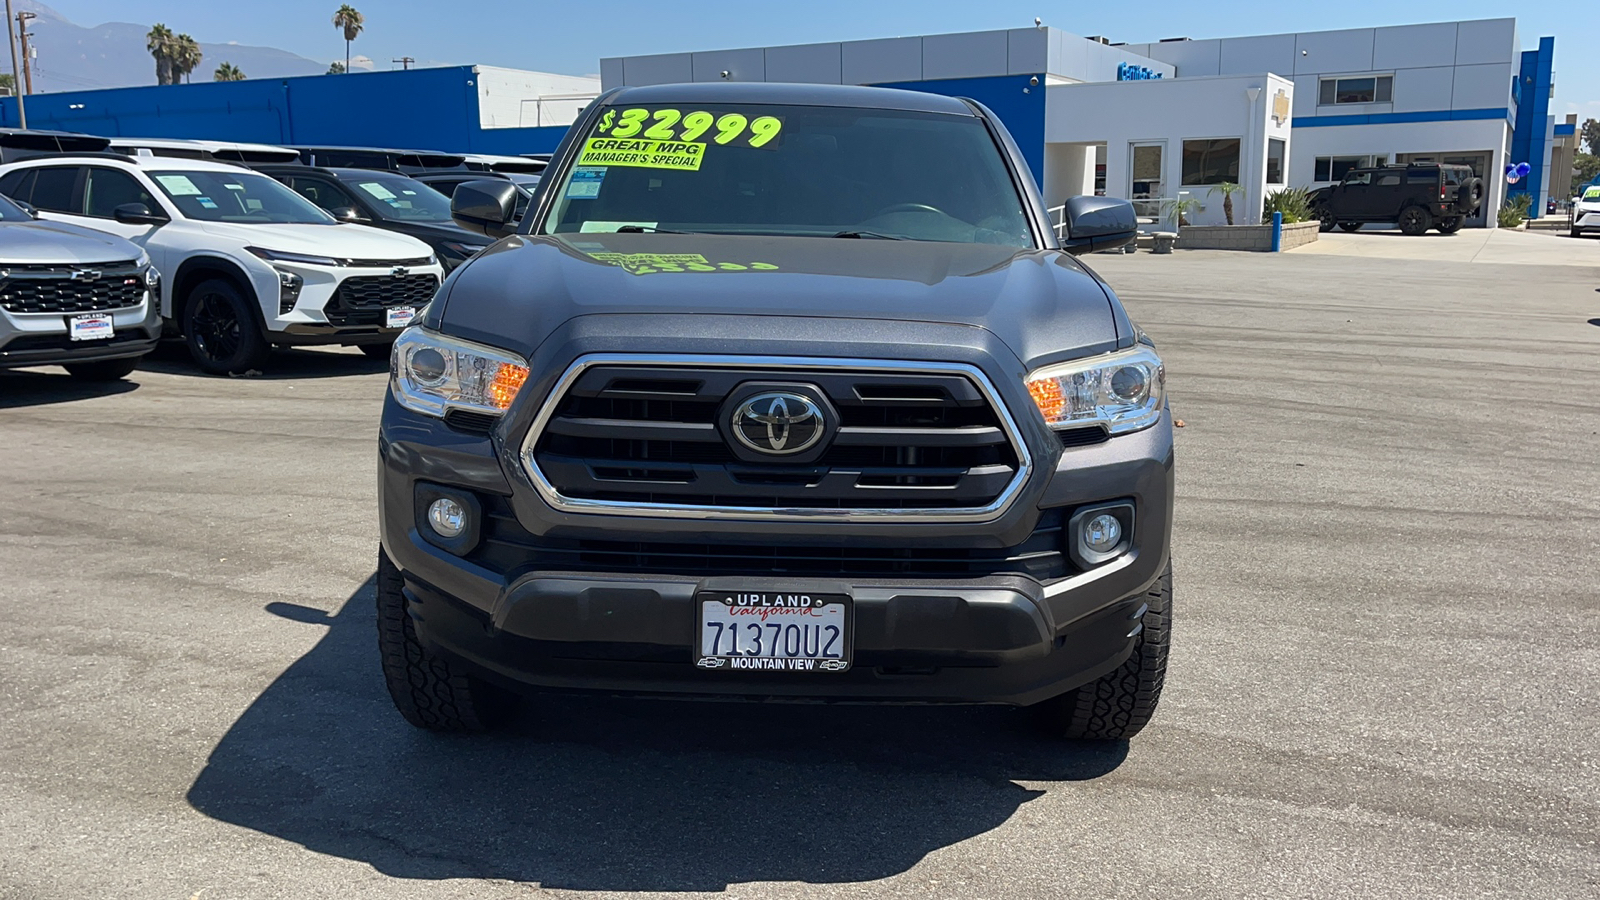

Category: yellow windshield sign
[577, 137, 706, 171]
[1584, 186, 1600, 201]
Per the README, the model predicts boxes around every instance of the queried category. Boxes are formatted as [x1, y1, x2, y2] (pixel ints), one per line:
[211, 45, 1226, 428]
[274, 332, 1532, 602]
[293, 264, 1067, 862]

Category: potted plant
[1161, 196, 1202, 228]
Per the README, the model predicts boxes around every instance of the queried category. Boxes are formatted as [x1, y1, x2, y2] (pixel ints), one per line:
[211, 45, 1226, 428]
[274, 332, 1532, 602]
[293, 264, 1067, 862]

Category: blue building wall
[0, 66, 570, 156]
[1508, 36, 1554, 218]
[877, 74, 1047, 187]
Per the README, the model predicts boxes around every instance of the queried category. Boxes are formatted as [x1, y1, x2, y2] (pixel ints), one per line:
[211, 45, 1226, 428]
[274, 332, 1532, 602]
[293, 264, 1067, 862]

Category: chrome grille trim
[518, 354, 1034, 523]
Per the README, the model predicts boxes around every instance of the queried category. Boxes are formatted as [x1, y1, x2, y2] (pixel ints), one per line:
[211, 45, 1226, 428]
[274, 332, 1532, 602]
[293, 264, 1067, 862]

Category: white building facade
[603, 17, 1556, 229]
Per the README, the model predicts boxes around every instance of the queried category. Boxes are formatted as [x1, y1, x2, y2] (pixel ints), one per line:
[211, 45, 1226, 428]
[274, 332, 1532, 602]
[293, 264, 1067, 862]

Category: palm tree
[332, 5, 364, 73]
[1209, 182, 1243, 225]
[214, 62, 245, 82]
[146, 23, 175, 85]
[326, 61, 346, 75]
[171, 34, 203, 84]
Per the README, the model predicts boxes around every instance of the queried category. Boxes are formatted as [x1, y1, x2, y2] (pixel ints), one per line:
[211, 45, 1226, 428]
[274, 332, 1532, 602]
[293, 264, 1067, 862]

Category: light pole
[16, 10, 34, 95]
[3, 0, 24, 128]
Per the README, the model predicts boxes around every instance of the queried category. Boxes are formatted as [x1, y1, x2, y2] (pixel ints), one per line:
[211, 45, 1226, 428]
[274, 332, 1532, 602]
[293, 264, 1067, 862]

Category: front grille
[476, 498, 1066, 581]
[525, 359, 1028, 518]
[323, 273, 439, 326]
[0, 263, 145, 314]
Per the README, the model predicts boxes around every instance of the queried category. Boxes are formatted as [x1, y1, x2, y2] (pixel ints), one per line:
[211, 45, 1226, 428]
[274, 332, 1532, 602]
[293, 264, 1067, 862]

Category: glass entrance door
[1130, 142, 1165, 222]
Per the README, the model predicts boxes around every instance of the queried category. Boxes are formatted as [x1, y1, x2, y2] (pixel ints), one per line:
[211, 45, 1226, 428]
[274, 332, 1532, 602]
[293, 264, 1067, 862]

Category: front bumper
[379, 396, 1174, 706]
[0, 299, 161, 369]
[265, 260, 444, 344]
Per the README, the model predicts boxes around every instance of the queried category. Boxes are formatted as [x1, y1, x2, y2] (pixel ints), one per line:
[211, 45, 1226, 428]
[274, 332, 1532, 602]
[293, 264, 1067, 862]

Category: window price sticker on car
[385, 307, 415, 328]
[69, 313, 114, 341]
[696, 591, 851, 672]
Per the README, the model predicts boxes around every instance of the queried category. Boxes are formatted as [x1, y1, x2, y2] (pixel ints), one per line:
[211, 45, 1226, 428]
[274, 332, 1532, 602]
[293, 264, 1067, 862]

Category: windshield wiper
[614, 224, 696, 234]
[831, 230, 907, 240]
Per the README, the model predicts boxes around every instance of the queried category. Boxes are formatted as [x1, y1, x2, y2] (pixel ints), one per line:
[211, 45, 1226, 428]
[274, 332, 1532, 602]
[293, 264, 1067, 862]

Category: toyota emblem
[730, 392, 825, 455]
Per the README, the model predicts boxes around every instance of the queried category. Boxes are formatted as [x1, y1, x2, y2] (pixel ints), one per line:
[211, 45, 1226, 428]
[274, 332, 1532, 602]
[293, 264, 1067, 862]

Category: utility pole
[16, 10, 33, 95]
[3, 0, 24, 128]
[392, 57, 414, 70]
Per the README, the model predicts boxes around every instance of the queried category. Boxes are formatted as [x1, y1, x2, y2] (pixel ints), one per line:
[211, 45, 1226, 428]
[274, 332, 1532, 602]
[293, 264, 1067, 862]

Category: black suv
[257, 165, 494, 271]
[1309, 163, 1483, 235]
[377, 83, 1173, 740]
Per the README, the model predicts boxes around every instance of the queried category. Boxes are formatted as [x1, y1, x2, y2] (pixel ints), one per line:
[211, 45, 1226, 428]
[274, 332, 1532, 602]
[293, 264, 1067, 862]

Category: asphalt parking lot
[3, 241, 1598, 899]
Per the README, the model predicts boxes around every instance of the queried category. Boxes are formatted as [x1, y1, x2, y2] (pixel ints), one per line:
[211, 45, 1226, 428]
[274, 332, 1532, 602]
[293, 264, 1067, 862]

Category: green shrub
[1262, 187, 1312, 224]
[1497, 193, 1531, 228]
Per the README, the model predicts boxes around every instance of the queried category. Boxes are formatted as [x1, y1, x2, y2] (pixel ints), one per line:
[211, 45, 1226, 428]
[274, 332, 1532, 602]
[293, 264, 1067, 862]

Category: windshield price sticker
[1585, 186, 1600, 201]
[587, 251, 780, 275]
[578, 137, 705, 171]
[595, 107, 784, 149]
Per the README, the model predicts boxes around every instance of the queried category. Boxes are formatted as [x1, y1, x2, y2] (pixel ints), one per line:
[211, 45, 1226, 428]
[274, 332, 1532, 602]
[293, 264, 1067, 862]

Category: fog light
[1084, 513, 1122, 553]
[427, 498, 466, 538]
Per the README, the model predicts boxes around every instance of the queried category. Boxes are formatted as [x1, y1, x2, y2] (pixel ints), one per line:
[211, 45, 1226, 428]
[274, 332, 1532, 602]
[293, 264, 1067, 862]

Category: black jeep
[1309, 164, 1483, 235]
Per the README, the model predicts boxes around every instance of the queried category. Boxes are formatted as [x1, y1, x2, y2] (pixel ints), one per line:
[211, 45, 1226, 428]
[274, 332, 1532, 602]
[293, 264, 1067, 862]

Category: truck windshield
[539, 102, 1034, 247]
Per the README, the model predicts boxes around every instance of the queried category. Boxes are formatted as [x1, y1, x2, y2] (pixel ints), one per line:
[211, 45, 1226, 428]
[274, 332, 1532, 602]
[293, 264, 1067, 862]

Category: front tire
[64, 356, 140, 381]
[181, 278, 270, 375]
[376, 550, 517, 732]
[1436, 217, 1464, 235]
[1035, 566, 1171, 741]
[1316, 208, 1337, 232]
[1398, 206, 1433, 236]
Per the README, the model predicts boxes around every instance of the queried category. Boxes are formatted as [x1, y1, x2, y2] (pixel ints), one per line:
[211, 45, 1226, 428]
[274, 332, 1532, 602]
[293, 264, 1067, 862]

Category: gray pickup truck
[375, 83, 1174, 740]
[0, 191, 160, 380]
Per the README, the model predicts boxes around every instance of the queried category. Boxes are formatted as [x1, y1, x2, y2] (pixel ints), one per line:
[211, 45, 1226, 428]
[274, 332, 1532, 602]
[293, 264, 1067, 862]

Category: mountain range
[0, 1, 332, 94]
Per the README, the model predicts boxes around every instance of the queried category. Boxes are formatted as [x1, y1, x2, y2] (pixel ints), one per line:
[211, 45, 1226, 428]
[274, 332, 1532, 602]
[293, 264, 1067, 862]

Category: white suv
[0, 154, 443, 373]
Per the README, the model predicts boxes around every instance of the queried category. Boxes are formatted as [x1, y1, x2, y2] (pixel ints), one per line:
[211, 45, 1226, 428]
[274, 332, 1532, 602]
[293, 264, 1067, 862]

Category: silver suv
[0, 192, 160, 380]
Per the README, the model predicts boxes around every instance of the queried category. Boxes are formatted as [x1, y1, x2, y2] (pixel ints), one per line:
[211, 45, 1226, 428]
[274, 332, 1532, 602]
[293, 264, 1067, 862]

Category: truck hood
[197, 222, 433, 259]
[0, 218, 145, 265]
[435, 233, 1122, 366]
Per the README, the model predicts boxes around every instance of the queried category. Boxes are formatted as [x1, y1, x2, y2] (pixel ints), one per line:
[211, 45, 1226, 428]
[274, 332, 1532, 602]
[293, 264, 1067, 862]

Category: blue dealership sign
[1117, 62, 1163, 81]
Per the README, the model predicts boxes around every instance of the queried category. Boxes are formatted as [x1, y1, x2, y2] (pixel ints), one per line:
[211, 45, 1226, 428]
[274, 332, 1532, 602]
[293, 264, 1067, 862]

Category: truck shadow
[189, 578, 1129, 891]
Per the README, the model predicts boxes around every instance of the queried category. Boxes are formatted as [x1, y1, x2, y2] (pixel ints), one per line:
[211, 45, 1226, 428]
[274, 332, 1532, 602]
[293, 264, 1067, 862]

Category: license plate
[385, 307, 416, 328]
[696, 591, 852, 673]
[69, 313, 114, 341]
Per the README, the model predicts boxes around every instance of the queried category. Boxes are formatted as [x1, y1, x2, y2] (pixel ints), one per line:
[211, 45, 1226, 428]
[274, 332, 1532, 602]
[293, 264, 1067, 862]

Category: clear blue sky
[49, 0, 1600, 119]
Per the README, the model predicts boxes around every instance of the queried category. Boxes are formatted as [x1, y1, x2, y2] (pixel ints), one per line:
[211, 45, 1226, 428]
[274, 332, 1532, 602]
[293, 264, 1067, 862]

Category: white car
[0, 154, 443, 373]
[1571, 185, 1600, 238]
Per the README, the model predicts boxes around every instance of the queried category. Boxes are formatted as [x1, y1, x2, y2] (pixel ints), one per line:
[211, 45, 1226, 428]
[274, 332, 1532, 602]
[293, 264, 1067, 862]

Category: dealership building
[603, 17, 1557, 228]
[0, 17, 1557, 228]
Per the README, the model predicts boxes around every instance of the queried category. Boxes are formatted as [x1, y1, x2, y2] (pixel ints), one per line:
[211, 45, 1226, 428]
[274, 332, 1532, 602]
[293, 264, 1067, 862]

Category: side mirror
[451, 180, 520, 238]
[113, 202, 169, 226]
[329, 206, 367, 223]
[13, 198, 38, 219]
[1058, 196, 1137, 255]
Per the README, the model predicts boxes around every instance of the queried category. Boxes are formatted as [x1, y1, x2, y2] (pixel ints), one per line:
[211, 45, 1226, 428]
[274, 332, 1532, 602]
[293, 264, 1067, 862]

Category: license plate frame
[385, 306, 416, 328]
[68, 313, 114, 341]
[695, 590, 853, 673]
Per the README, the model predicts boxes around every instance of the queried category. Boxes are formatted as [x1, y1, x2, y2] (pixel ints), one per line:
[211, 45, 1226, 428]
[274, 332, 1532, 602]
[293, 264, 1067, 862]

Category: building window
[1318, 75, 1393, 106]
[1266, 139, 1285, 185]
[1313, 155, 1388, 182]
[1181, 138, 1241, 186]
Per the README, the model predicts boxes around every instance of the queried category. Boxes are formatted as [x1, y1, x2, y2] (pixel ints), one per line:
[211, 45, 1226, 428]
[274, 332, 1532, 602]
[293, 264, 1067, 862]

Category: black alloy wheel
[182, 278, 270, 375]
[1436, 217, 1464, 235]
[1317, 208, 1337, 232]
[1397, 206, 1432, 236]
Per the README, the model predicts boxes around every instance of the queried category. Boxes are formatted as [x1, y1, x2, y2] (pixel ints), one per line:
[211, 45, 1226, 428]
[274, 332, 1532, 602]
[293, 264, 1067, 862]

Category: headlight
[1025, 345, 1165, 435]
[391, 327, 529, 417]
[246, 247, 342, 267]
